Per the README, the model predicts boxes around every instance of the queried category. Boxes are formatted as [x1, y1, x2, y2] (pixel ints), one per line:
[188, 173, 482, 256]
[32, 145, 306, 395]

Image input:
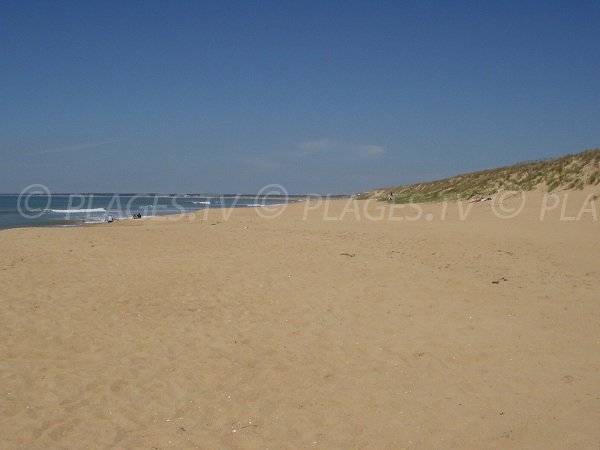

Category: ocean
[0, 194, 297, 230]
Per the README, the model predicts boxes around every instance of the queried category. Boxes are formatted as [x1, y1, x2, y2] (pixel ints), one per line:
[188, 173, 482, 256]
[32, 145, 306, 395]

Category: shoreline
[0, 195, 315, 232]
[3, 187, 597, 232]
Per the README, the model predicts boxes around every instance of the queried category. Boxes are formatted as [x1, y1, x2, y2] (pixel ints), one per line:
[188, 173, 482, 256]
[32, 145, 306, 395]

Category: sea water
[0, 194, 295, 230]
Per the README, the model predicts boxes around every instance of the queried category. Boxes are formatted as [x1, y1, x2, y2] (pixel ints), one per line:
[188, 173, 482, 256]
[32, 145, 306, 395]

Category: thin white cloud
[357, 144, 386, 158]
[296, 139, 386, 158]
[241, 139, 386, 171]
[297, 138, 339, 151]
[26, 139, 126, 156]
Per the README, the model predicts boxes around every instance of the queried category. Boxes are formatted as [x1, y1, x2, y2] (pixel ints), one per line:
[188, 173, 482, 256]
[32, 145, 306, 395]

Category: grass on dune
[358, 148, 600, 203]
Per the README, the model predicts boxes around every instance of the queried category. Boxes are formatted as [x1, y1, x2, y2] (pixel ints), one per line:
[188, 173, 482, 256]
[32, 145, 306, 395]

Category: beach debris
[469, 196, 492, 203]
[492, 277, 508, 284]
[340, 252, 356, 257]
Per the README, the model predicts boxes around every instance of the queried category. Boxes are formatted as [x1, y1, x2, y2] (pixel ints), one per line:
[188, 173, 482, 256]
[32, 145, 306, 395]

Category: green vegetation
[357, 148, 600, 203]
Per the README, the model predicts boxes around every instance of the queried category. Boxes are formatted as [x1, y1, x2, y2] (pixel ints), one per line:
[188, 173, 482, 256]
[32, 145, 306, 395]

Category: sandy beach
[1, 190, 599, 449]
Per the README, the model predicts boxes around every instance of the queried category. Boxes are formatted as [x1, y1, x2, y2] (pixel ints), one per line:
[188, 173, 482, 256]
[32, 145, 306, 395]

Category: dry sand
[1, 189, 599, 449]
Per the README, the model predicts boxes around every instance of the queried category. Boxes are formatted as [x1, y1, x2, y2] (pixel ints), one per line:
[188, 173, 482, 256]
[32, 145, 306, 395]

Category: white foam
[82, 217, 106, 224]
[46, 208, 107, 213]
[245, 203, 285, 207]
[82, 215, 130, 224]
[192, 201, 211, 205]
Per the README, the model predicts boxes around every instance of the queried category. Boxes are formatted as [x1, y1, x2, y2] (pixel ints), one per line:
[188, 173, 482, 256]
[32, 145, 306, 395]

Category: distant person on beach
[106, 215, 114, 223]
[388, 192, 394, 202]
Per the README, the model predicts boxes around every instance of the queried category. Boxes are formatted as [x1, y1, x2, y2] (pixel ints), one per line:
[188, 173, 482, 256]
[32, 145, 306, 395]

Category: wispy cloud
[287, 138, 340, 158]
[357, 144, 386, 158]
[297, 138, 339, 151]
[235, 138, 386, 174]
[294, 138, 386, 159]
[26, 139, 126, 156]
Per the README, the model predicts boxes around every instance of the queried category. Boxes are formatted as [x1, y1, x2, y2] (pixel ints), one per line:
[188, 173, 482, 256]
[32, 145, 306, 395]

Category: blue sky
[1, 0, 599, 194]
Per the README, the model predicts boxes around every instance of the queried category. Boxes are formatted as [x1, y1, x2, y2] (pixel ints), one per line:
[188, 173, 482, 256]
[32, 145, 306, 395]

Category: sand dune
[1, 189, 599, 449]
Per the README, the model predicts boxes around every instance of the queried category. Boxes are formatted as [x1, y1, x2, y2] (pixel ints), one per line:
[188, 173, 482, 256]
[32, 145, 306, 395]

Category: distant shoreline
[0, 193, 344, 231]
